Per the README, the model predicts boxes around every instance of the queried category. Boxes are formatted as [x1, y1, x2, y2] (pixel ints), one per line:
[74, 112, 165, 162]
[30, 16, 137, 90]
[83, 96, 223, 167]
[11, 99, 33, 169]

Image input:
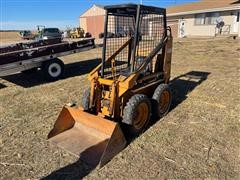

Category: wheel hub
[159, 90, 170, 114]
[134, 102, 149, 130]
[48, 63, 61, 77]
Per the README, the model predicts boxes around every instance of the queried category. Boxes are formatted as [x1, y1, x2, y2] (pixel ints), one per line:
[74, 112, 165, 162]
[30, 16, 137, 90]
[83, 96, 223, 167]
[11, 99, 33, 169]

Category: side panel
[164, 34, 173, 83]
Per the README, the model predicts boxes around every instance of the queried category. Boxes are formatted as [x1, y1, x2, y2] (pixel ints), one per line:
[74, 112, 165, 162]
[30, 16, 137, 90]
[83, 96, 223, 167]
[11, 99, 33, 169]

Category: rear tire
[42, 58, 64, 81]
[152, 84, 172, 118]
[122, 94, 151, 136]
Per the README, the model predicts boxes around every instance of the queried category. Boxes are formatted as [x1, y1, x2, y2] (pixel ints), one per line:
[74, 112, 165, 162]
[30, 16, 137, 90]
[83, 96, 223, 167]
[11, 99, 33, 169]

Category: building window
[195, 12, 220, 25]
[195, 13, 205, 25]
[208, 12, 220, 24]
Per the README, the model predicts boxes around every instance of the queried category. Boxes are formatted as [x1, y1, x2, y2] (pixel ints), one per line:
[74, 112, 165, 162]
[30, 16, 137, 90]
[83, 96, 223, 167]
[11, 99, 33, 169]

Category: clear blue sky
[0, 0, 198, 30]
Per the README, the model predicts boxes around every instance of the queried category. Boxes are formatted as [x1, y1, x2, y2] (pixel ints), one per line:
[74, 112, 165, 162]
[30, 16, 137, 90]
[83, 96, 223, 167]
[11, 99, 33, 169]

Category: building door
[232, 11, 240, 34]
[179, 19, 185, 38]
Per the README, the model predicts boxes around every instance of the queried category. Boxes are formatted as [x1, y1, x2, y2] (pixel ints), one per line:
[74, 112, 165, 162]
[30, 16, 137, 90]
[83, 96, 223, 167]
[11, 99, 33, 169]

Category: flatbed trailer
[0, 38, 95, 81]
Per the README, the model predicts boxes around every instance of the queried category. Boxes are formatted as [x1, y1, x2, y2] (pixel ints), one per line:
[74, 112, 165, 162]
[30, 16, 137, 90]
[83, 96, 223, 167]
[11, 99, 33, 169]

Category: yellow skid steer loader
[48, 4, 173, 168]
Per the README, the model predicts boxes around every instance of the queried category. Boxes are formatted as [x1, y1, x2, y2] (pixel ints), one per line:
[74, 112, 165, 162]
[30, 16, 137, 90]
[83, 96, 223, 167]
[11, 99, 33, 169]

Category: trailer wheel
[152, 84, 172, 118]
[122, 94, 151, 136]
[43, 58, 64, 81]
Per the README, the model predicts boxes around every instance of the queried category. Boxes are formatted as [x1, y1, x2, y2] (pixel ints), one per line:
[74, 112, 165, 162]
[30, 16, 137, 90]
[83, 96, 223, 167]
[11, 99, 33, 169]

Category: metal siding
[86, 15, 105, 38]
[80, 17, 87, 32]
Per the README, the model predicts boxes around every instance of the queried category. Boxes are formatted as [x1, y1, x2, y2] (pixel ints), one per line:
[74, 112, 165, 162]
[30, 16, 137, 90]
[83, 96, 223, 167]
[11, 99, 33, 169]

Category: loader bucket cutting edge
[48, 106, 127, 168]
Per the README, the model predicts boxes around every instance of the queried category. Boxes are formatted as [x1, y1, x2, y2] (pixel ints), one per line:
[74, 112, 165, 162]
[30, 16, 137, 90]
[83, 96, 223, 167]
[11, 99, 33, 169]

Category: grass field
[0, 32, 23, 45]
[0, 38, 239, 179]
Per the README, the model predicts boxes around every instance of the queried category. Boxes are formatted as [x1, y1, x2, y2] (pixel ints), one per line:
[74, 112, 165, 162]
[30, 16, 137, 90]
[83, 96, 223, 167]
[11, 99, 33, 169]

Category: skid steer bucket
[48, 106, 127, 168]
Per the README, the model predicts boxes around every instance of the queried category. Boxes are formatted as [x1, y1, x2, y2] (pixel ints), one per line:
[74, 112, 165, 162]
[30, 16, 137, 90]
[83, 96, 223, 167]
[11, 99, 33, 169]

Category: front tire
[43, 58, 64, 81]
[81, 88, 90, 111]
[122, 94, 151, 136]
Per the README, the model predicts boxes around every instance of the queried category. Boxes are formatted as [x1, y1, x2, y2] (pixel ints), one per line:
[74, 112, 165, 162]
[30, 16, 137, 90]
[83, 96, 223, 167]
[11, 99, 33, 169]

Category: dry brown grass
[0, 38, 239, 179]
[0, 32, 23, 45]
[0, 32, 20, 39]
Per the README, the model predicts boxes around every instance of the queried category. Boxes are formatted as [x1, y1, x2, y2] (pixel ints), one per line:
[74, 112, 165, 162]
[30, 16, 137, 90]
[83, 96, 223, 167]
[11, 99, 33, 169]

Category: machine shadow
[1, 58, 101, 88]
[41, 160, 95, 180]
[169, 70, 210, 111]
[42, 141, 107, 180]
[124, 70, 211, 140]
[41, 70, 210, 179]
[231, 0, 240, 5]
[0, 83, 7, 89]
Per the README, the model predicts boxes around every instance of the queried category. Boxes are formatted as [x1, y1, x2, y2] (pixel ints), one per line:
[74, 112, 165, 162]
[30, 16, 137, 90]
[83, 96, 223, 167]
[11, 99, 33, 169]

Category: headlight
[43, 36, 48, 40]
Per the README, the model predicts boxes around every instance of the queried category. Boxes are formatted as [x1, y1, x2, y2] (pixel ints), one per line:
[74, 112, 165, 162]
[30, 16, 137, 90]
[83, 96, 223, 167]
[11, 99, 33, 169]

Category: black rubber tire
[22, 68, 38, 74]
[42, 58, 64, 81]
[81, 88, 90, 111]
[152, 84, 172, 118]
[122, 94, 151, 136]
